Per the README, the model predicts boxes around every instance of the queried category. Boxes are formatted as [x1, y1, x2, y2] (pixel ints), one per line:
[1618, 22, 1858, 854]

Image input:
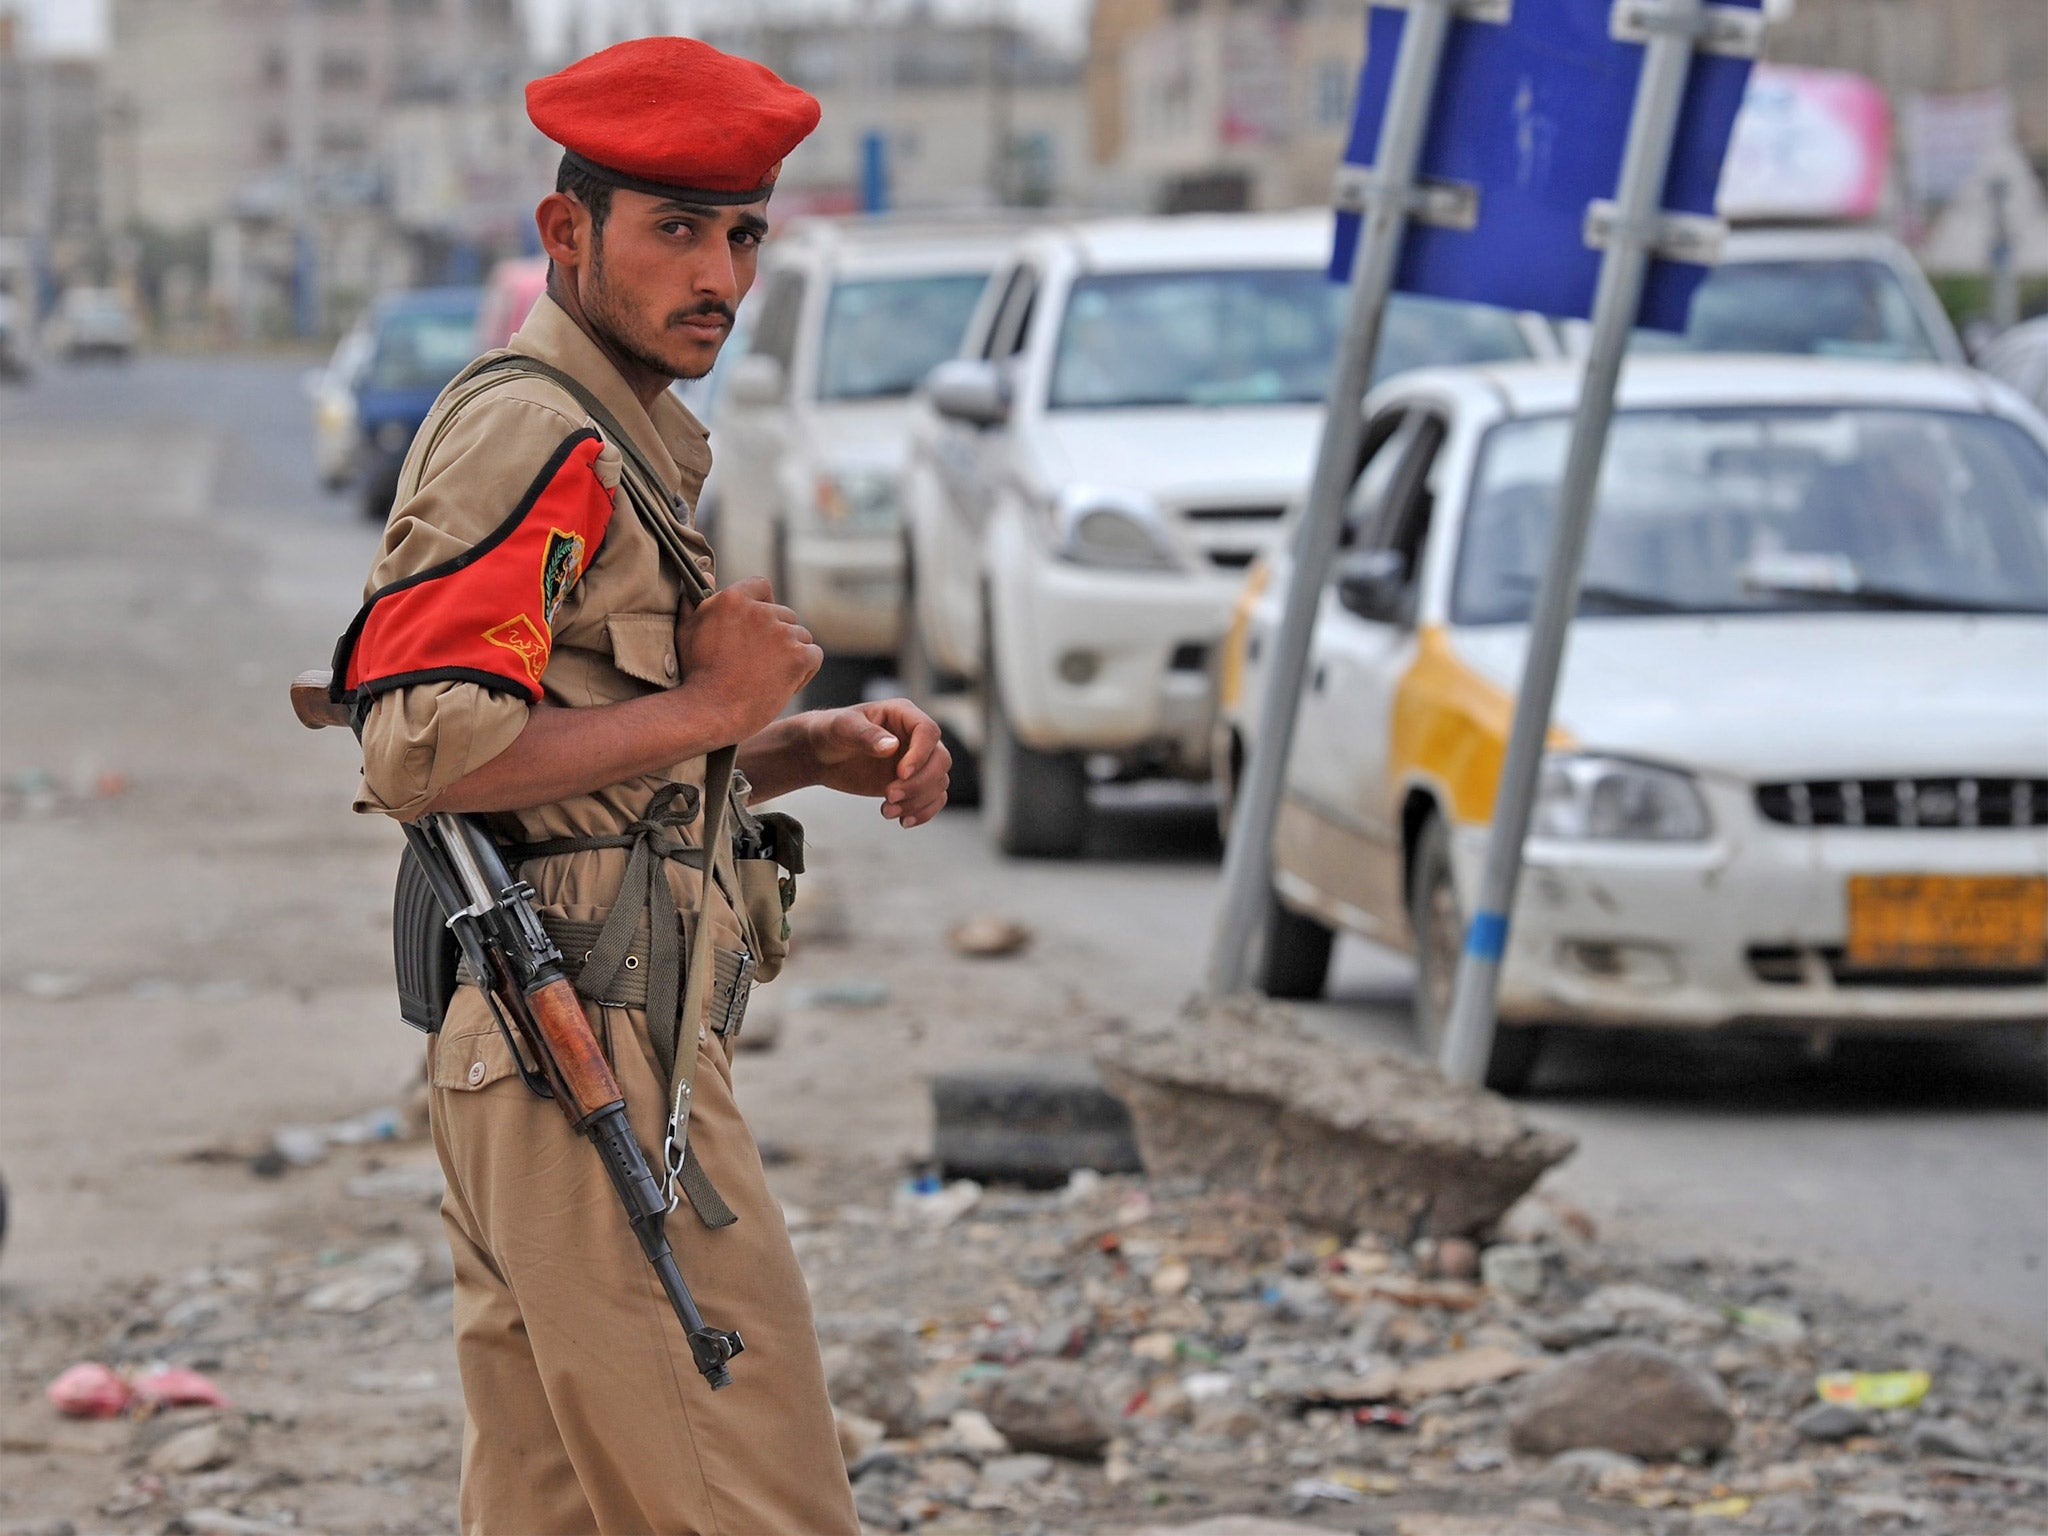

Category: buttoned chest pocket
[605, 613, 681, 691]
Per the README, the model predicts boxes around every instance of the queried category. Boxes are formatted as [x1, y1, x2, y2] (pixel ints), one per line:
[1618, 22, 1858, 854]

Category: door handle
[1310, 664, 1328, 693]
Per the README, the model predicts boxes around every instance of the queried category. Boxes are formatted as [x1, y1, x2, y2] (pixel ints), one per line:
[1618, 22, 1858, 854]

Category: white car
[708, 218, 1027, 705]
[1614, 225, 1966, 364]
[49, 285, 140, 361]
[901, 210, 1554, 857]
[1219, 357, 2048, 1091]
[1976, 317, 2048, 418]
[305, 324, 373, 490]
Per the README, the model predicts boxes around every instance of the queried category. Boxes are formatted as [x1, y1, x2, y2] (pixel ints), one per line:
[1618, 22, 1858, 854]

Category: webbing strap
[404, 350, 744, 1229]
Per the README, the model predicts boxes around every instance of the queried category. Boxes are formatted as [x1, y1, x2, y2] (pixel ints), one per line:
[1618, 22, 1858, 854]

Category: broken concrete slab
[1094, 1001, 1574, 1239]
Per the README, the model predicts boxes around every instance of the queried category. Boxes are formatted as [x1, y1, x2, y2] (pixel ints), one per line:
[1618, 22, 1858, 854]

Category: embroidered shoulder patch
[541, 528, 588, 625]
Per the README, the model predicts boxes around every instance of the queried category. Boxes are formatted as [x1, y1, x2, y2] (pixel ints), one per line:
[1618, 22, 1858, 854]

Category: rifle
[290, 670, 744, 1389]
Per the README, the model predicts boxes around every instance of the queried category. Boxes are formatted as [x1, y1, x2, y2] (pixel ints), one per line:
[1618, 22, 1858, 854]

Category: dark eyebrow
[653, 200, 769, 238]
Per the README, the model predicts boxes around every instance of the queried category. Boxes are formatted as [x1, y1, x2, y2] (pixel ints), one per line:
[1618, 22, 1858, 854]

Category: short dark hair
[555, 154, 613, 238]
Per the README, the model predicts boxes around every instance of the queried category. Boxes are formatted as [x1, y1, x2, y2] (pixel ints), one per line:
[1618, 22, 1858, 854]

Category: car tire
[1409, 814, 1541, 1095]
[361, 463, 401, 524]
[801, 655, 873, 711]
[897, 551, 980, 807]
[982, 644, 1088, 859]
[1252, 882, 1334, 1000]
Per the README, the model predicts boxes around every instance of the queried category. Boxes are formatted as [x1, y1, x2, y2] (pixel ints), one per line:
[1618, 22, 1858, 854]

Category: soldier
[340, 38, 948, 1534]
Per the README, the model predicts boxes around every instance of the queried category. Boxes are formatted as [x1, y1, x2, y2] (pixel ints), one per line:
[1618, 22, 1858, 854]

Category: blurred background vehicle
[303, 323, 372, 491]
[899, 210, 1554, 856]
[474, 256, 550, 354]
[0, 288, 27, 380]
[1611, 227, 1967, 362]
[351, 285, 484, 522]
[1976, 315, 2048, 416]
[1220, 357, 2048, 1090]
[707, 217, 1028, 707]
[45, 284, 137, 362]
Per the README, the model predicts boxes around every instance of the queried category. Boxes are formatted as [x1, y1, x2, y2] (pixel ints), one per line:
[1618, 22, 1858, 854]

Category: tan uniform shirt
[355, 292, 749, 960]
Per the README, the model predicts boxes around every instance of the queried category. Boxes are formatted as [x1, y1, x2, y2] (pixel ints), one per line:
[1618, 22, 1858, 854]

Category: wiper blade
[1745, 578, 2045, 615]
[1503, 573, 1690, 613]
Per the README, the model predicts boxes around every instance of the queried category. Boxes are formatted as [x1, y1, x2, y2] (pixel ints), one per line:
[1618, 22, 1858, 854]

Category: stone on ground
[1094, 1001, 1574, 1239]
[820, 1320, 921, 1436]
[1507, 1341, 1734, 1459]
[979, 1359, 1113, 1459]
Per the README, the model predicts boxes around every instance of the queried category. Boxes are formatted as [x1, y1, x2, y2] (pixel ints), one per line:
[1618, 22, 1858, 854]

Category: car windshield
[367, 310, 478, 391]
[1633, 260, 1942, 361]
[816, 272, 990, 401]
[1048, 270, 1529, 410]
[1454, 406, 2048, 622]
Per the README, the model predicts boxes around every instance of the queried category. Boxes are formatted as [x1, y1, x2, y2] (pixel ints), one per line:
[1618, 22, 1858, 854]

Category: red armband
[331, 430, 614, 711]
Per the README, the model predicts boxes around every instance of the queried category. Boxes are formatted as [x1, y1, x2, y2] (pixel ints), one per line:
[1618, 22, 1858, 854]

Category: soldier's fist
[673, 578, 822, 743]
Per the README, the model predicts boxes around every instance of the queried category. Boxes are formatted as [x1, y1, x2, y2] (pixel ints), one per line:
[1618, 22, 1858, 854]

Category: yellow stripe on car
[1217, 558, 1272, 712]
[1390, 625, 1573, 826]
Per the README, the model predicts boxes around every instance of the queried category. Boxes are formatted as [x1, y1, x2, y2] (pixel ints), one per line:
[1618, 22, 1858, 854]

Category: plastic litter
[47, 1362, 133, 1418]
[1816, 1369, 1932, 1410]
[133, 1365, 232, 1410]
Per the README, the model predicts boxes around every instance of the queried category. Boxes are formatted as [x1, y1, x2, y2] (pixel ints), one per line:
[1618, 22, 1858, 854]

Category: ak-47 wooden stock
[291, 669, 352, 731]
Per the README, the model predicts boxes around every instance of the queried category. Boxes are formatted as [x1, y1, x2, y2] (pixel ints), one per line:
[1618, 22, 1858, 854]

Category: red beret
[526, 38, 821, 205]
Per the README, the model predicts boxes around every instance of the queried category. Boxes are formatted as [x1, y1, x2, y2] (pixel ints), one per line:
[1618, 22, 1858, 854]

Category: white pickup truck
[898, 211, 1551, 856]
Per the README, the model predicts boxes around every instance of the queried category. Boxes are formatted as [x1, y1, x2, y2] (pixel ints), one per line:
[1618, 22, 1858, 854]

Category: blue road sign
[1332, 0, 1760, 330]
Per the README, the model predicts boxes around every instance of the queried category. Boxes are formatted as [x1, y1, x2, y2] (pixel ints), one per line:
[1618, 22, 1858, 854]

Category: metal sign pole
[1206, 0, 1477, 997]
[1438, 0, 1750, 1082]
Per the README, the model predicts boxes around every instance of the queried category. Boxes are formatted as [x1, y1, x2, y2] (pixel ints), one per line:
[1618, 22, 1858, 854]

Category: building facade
[693, 18, 1088, 214]
[102, 0, 542, 338]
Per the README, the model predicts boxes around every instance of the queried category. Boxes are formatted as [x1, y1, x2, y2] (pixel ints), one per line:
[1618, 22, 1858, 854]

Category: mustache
[667, 302, 734, 328]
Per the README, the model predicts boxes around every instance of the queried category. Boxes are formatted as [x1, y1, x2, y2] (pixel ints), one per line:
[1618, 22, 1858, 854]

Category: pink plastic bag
[133, 1367, 231, 1410]
[46, 1362, 133, 1418]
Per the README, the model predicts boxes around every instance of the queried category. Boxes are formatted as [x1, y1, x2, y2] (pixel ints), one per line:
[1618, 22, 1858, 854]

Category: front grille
[1179, 503, 1287, 522]
[1757, 777, 2048, 830]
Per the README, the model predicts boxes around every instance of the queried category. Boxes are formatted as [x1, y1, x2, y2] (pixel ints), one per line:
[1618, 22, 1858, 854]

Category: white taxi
[1219, 358, 2048, 1091]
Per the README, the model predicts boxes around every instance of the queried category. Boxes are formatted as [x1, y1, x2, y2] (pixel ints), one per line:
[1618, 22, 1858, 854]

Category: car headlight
[812, 467, 900, 533]
[374, 420, 414, 453]
[1532, 754, 1711, 841]
[1044, 486, 1182, 572]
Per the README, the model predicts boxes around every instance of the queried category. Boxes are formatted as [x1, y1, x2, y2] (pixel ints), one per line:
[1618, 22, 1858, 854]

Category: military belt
[456, 916, 757, 1040]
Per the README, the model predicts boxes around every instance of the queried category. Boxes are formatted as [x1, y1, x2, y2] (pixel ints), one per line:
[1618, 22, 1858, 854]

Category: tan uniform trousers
[427, 987, 859, 1536]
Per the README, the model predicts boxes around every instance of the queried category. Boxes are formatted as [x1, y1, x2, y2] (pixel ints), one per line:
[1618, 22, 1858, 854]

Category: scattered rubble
[1095, 1000, 1575, 1239]
[6, 1125, 2046, 1534]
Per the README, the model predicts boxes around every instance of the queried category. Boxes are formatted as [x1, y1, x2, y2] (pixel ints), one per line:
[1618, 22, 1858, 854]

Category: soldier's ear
[536, 191, 590, 270]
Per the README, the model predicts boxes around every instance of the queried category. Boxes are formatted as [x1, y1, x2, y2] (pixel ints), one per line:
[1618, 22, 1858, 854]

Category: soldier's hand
[803, 700, 951, 828]
[674, 578, 822, 743]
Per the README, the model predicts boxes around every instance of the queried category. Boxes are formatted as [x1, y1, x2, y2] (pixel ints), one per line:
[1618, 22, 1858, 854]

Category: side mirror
[1333, 547, 1411, 625]
[727, 353, 787, 408]
[927, 358, 1010, 428]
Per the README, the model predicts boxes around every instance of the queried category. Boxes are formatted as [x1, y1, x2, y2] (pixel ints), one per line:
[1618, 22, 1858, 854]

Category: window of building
[320, 51, 369, 90]
[320, 123, 371, 156]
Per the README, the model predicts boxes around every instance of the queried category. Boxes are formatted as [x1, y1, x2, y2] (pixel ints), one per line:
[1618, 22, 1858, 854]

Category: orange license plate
[1845, 875, 2048, 972]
